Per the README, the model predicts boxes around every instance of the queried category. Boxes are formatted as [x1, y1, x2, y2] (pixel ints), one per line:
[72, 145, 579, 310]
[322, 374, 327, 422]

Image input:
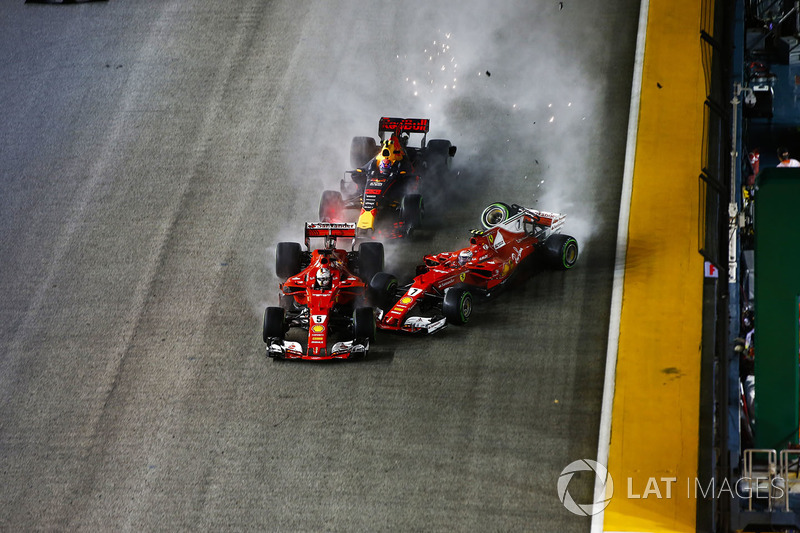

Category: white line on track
[590, 0, 650, 532]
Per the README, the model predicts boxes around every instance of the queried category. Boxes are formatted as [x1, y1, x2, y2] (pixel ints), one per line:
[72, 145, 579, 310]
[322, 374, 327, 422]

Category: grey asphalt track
[0, 1, 640, 530]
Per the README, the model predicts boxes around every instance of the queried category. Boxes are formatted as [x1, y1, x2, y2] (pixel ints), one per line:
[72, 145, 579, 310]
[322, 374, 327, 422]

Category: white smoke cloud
[251, 0, 618, 312]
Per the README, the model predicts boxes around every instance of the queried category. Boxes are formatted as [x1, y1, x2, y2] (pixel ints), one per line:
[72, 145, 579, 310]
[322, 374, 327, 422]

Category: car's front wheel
[368, 272, 398, 310]
[400, 194, 423, 236]
[263, 306, 286, 343]
[319, 190, 344, 222]
[443, 288, 473, 325]
[353, 306, 376, 342]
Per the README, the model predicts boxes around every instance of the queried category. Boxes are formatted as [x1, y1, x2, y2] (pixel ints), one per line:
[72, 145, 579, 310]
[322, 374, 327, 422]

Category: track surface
[0, 2, 639, 530]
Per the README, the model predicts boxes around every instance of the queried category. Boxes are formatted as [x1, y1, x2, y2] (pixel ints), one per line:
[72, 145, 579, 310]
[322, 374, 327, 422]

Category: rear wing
[304, 222, 357, 249]
[378, 117, 430, 135]
[377, 117, 431, 149]
[519, 207, 566, 231]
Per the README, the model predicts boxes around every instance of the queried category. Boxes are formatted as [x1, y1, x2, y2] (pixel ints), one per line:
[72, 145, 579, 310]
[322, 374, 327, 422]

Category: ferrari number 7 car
[373, 202, 579, 334]
[262, 222, 390, 360]
[318, 117, 456, 239]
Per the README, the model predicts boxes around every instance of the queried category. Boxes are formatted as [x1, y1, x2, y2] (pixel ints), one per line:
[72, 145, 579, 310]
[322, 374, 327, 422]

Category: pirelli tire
[400, 194, 423, 236]
[425, 139, 455, 176]
[353, 306, 376, 342]
[319, 190, 344, 222]
[275, 242, 302, 279]
[443, 287, 473, 325]
[350, 136, 378, 168]
[357, 241, 384, 283]
[480, 202, 513, 228]
[262, 306, 286, 343]
[367, 271, 398, 310]
[544, 233, 579, 270]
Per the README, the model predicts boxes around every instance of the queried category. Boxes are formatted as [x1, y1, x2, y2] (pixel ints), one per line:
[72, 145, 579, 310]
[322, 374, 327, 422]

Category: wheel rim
[461, 294, 472, 320]
[482, 205, 507, 227]
[563, 241, 578, 267]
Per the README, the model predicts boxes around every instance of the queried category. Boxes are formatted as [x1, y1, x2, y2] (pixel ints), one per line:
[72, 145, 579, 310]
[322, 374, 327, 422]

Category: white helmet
[316, 267, 331, 288]
[458, 249, 473, 266]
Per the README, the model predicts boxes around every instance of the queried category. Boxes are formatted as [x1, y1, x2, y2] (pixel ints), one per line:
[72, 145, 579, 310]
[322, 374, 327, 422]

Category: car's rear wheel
[353, 306, 376, 342]
[350, 136, 378, 168]
[275, 242, 302, 279]
[319, 190, 344, 222]
[357, 241, 384, 283]
[544, 233, 579, 270]
[443, 288, 473, 325]
[480, 202, 513, 228]
[426, 139, 455, 176]
[263, 306, 286, 343]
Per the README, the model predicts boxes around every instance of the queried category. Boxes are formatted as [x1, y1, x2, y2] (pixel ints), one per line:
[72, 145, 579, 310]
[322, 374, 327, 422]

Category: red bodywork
[274, 223, 368, 360]
[378, 208, 565, 333]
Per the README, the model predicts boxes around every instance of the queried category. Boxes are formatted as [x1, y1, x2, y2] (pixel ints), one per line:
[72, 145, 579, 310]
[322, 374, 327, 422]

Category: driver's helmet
[458, 249, 473, 266]
[381, 135, 404, 162]
[378, 158, 392, 175]
[316, 267, 332, 289]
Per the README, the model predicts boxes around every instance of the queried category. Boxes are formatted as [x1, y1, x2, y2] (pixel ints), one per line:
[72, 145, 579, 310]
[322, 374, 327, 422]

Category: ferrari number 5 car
[319, 117, 456, 239]
[374, 202, 579, 334]
[262, 222, 390, 360]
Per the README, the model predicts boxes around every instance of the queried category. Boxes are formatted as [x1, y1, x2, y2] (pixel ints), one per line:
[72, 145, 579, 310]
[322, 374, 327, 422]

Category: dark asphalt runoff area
[0, 1, 640, 530]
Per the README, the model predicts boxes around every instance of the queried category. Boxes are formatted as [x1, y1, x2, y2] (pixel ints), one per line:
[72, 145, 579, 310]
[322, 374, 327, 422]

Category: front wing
[266, 338, 369, 360]
[376, 308, 447, 334]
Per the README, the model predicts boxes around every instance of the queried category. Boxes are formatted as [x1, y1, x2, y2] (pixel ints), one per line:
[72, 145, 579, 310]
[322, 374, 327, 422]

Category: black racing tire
[275, 242, 302, 279]
[319, 190, 344, 222]
[279, 293, 295, 311]
[442, 287, 473, 325]
[367, 271, 398, 309]
[350, 136, 378, 168]
[400, 194, 423, 236]
[425, 139, 454, 175]
[480, 202, 513, 229]
[357, 241, 384, 283]
[353, 306, 376, 342]
[262, 306, 286, 343]
[544, 233, 579, 270]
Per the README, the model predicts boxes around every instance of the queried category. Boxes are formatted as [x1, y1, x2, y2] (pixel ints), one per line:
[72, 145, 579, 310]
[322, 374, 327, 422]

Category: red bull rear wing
[378, 117, 430, 135]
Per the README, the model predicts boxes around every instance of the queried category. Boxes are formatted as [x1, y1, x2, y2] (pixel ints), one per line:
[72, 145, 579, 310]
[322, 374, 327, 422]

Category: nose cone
[357, 209, 375, 230]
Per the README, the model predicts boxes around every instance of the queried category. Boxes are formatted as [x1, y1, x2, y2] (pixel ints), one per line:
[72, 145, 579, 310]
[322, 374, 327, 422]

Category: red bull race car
[373, 202, 579, 334]
[318, 117, 457, 239]
[262, 222, 390, 360]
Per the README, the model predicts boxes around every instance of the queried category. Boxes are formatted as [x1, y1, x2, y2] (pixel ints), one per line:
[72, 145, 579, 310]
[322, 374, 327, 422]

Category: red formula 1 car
[373, 202, 579, 334]
[262, 222, 388, 360]
[318, 117, 456, 239]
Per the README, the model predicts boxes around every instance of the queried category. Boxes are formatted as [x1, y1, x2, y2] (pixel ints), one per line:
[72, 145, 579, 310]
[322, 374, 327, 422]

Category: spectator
[777, 147, 800, 167]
